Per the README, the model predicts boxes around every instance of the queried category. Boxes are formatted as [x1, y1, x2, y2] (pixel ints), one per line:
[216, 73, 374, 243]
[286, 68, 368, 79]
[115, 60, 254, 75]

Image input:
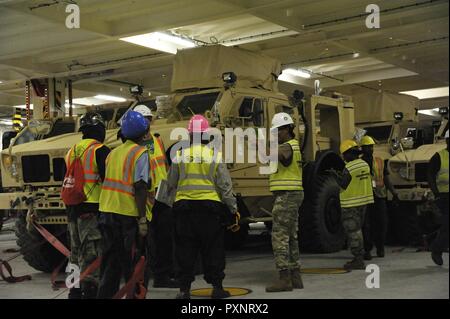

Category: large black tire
[15, 214, 67, 273]
[299, 174, 345, 253]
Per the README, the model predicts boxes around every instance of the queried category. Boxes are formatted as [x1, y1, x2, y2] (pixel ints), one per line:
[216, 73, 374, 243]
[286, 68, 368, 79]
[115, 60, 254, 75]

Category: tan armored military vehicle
[1, 45, 356, 272]
[386, 110, 448, 244]
[352, 91, 447, 243]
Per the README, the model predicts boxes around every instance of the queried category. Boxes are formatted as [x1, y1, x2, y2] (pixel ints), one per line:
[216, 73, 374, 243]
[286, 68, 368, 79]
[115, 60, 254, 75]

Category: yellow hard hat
[360, 135, 375, 146]
[340, 139, 358, 154]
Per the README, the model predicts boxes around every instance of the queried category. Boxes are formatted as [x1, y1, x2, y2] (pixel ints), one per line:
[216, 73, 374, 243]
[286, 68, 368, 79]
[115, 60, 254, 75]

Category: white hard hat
[271, 112, 294, 131]
[445, 130, 449, 138]
[133, 104, 153, 117]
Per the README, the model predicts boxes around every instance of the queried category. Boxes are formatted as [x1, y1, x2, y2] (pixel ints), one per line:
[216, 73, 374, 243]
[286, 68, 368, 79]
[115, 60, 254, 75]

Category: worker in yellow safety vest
[427, 130, 449, 266]
[133, 104, 177, 289]
[65, 112, 110, 299]
[166, 114, 239, 299]
[360, 135, 399, 260]
[265, 112, 305, 293]
[331, 140, 374, 270]
[97, 110, 152, 298]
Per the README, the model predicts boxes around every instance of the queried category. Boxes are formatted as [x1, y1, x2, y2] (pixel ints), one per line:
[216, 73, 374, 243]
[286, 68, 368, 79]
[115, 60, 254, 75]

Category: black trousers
[97, 213, 139, 299]
[363, 197, 388, 252]
[151, 200, 175, 278]
[431, 193, 449, 253]
[143, 200, 175, 287]
[173, 200, 226, 290]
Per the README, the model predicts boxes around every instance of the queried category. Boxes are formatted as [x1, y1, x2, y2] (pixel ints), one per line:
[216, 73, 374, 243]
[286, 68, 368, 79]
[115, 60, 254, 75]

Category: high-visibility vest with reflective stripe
[100, 140, 148, 218]
[175, 144, 221, 202]
[269, 139, 303, 192]
[149, 133, 168, 189]
[65, 139, 103, 204]
[437, 149, 449, 193]
[340, 158, 374, 208]
[372, 157, 387, 198]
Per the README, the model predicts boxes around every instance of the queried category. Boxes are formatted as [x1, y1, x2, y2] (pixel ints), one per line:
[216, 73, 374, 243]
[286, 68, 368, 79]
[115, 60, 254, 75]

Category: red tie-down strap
[32, 221, 101, 290]
[0, 259, 32, 283]
[113, 256, 147, 299]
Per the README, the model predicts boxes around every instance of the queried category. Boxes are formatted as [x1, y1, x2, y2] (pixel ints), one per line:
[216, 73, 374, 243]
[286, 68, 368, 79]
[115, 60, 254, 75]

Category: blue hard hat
[121, 110, 149, 139]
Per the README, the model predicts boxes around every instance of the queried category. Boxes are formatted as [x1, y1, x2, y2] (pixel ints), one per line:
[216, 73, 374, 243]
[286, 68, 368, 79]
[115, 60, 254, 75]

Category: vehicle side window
[239, 98, 253, 118]
[252, 99, 264, 127]
[238, 98, 265, 127]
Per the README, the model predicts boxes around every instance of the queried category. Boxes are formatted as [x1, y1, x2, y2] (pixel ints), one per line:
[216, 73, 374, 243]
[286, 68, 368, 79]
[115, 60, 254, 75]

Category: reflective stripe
[84, 173, 100, 181]
[269, 139, 303, 191]
[102, 179, 134, 195]
[340, 159, 374, 208]
[177, 185, 217, 191]
[184, 173, 214, 181]
[123, 145, 146, 183]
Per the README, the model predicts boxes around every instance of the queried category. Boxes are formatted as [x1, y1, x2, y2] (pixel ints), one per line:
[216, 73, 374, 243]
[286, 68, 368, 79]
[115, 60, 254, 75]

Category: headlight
[2, 154, 12, 170]
[390, 162, 405, 173]
[1, 154, 18, 177]
[399, 167, 408, 179]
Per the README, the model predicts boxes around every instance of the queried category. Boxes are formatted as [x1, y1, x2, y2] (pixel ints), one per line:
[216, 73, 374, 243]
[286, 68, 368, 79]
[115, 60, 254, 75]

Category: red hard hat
[188, 115, 210, 133]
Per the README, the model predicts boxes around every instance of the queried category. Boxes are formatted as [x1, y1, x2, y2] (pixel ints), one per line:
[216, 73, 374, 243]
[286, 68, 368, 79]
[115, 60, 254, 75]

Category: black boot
[211, 283, 231, 299]
[344, 256, 365, 270]
[68, 288, 82, 299]
[363, 251, 372, 261]
[153, 276, 179, 288]
[431, 251, 443, 266]
[376, 247, 385, 258]
[175, 284, 191, 299]
[82, 282, 98, 299]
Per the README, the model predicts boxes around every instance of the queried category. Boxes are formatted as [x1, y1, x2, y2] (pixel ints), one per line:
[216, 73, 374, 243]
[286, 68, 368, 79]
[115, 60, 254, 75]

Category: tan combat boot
[290, 268, 304, 289]
[265, 269, 293, 292]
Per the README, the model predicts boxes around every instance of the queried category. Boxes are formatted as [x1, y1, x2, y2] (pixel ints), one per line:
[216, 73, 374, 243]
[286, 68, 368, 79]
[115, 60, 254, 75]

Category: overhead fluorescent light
[13, 104, 34, 109]
[0, 119, 13, 126]
[418, 108, 440, 116]
[94, 95, 127, 102]
[280, 68, 311, 79]
[120, 32, 196, 54]
[0, 81, 3, 84]
[400, 87, 449, 99]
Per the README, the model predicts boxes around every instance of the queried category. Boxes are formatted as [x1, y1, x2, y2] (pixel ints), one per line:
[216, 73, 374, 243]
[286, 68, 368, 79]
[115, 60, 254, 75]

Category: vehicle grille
[22, 155, 50, 183]
[53, 158, 66, 181]
[415, 162, 428, 183]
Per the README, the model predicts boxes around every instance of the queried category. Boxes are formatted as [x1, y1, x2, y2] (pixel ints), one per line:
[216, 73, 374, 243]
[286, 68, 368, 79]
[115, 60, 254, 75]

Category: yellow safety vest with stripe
[340, 158, 374, 208]
[148, 133, 168, 189]
[437, 149, 449, 193]
[65, 139, 103, 204]
[99, 140, 154, 220]
[269, 139, 303, 192]
[175, 144, 221, 202]
[372, 157, 387, 198]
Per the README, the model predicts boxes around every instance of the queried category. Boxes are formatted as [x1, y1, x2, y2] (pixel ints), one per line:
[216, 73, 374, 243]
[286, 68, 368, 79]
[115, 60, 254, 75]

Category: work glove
[227, 212, 241, 232]
[138, 217, 148, 238]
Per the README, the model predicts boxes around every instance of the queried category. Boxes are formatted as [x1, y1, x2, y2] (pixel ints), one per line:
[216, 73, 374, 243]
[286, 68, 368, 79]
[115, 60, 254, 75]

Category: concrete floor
[0, 220, 448, 299]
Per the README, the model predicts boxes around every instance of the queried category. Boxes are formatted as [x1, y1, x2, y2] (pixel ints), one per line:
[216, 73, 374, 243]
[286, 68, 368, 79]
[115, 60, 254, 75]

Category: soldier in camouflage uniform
[65, 113, 110, 298]
[266, 113, 304, 293]
[332, 140, 374, 270]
